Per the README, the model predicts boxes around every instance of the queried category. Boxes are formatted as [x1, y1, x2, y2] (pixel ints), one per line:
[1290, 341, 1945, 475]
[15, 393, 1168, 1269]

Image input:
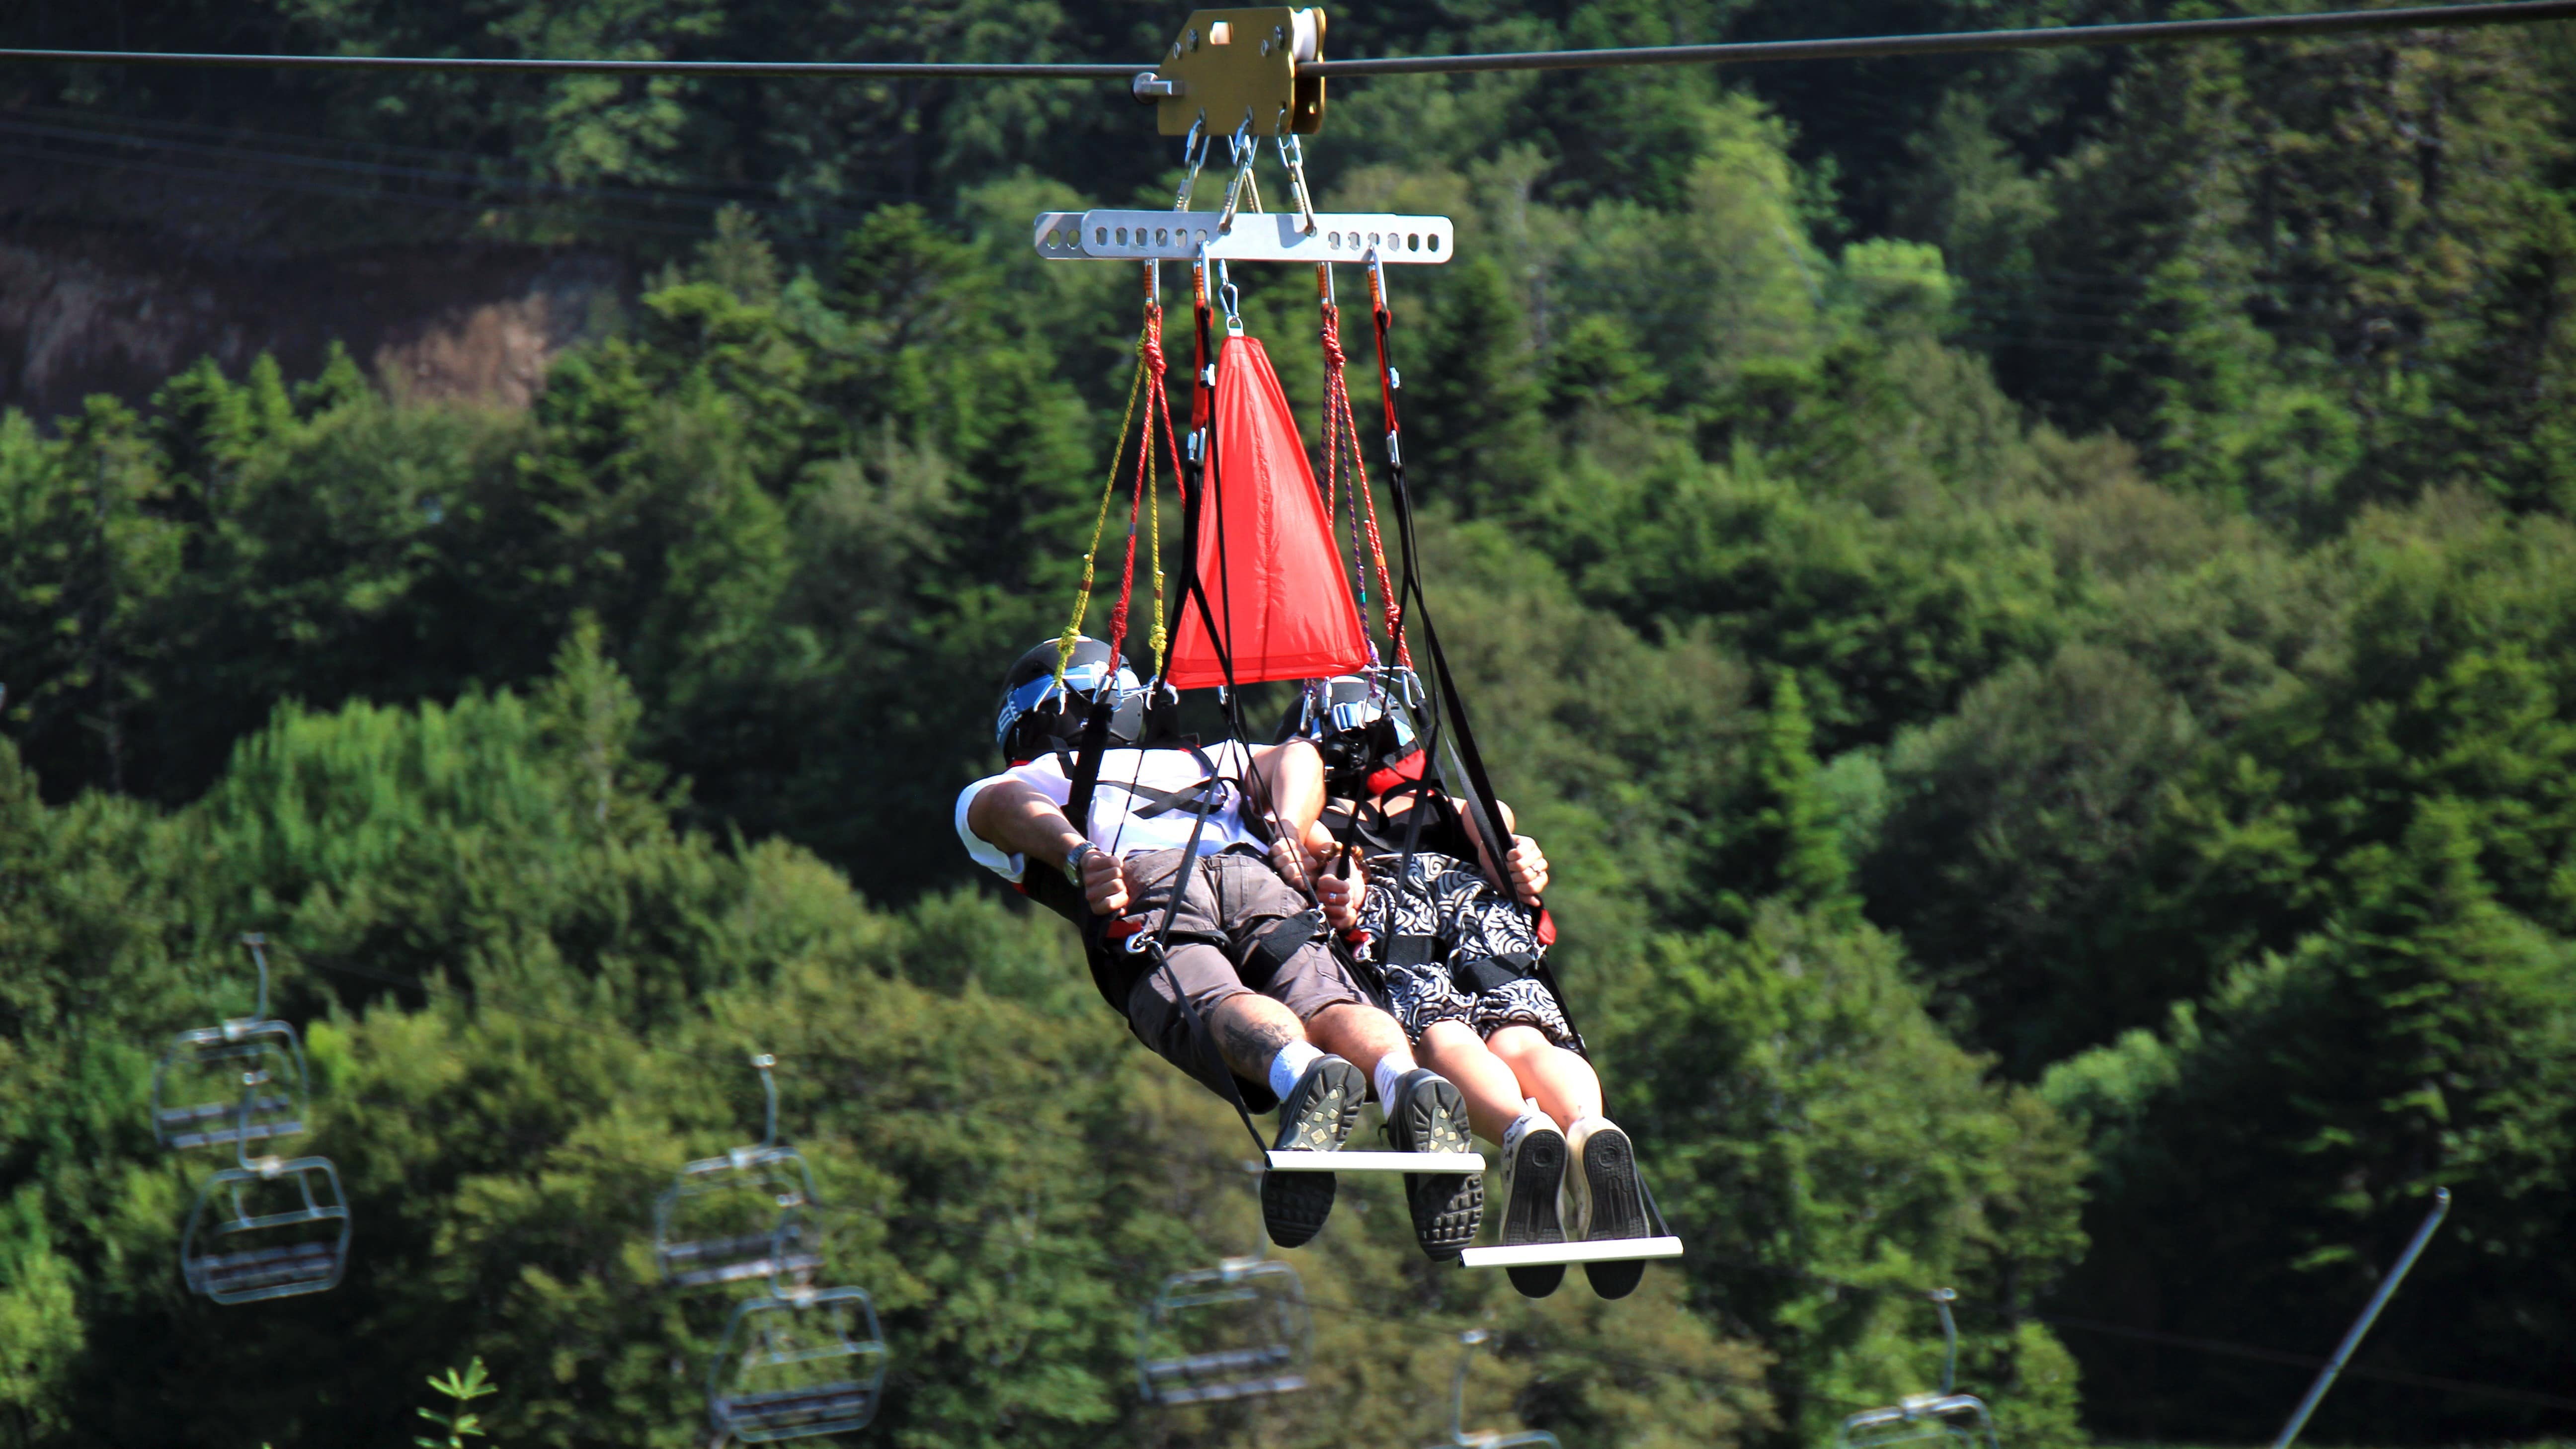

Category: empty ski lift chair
[1425, 1330, 1560, 1449]
[153, 935, 307, 1151]
[1136, 1252, 1314, 1406]
[1136, 1166, 1316, 1408]
[655, 1054, 823, 1288]
[706, 1226, 889, 1444]
[1832, 1291, 2002, 1449]
[179, 1070, 352, 1304]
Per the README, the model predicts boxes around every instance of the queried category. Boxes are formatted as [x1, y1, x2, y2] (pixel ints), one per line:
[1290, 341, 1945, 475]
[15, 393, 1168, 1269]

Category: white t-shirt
[956, 742, 1267, 883]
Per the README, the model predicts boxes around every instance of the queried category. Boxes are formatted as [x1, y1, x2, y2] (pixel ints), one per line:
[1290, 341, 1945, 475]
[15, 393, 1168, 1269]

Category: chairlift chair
[178, 1071, 352, 1304]
[1424, 1330, 1561, 1449]
[706, 1243, 889, 1443]
[1136, 1252, 1315, 1406]
[152, 935, 309, 1151]
[1832, 1291, 2002, 1449]
[655, 1054, 824, 1288]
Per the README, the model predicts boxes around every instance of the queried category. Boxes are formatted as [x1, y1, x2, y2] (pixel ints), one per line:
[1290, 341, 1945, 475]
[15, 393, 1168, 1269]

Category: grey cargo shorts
[1114, 845, 1372, 1111]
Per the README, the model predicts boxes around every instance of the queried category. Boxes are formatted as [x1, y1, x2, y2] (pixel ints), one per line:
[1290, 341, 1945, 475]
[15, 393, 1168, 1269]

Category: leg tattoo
[1216, 1003, 1301, 1079]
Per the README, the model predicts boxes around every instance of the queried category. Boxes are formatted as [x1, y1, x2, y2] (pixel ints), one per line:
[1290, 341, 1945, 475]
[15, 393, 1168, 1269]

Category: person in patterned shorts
[1267, 675, 1655, 1299]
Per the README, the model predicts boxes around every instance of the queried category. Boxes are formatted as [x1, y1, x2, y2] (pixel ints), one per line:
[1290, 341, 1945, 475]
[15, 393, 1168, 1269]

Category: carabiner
[1215, 260, 1244, 335]
[1173, 116, 1212, 212]
[1217, 117, 1264, 235]
[1275, 132, 1319, 235]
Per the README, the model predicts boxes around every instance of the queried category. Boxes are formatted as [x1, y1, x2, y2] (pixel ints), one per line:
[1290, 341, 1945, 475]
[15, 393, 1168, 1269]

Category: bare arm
[1246, 740, 1326, 843]
[964, 780, 1128, 914]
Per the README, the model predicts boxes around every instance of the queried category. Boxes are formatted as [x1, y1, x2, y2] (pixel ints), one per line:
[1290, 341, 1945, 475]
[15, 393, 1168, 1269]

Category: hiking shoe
[1383, 1068, 1483, 1260]
[1499, 1110, 1568, 1298]
[1260, 1055, 1366, 1248]
[1566, 1116, 1648, 1299]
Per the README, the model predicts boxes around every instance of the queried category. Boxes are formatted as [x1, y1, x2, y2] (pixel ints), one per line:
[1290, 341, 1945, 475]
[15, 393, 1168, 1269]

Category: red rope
[1105, 462, 1143, 656]
[1318, 278, 1410, 670]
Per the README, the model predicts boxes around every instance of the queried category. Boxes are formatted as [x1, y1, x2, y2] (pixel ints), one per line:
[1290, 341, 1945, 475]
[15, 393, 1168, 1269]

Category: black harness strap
[1137, 740, 1274, 1156]
[1365, 261, 1668, 1234]
[1366, 271, 1592, 1064]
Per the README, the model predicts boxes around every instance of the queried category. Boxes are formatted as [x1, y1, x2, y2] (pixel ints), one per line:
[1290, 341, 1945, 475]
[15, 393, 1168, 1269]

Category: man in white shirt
[957, 639, 1484, 1257]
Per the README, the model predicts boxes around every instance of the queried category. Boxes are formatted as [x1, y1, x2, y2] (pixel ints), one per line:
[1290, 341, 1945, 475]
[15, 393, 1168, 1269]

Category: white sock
[1267, 1041, 1325, 1101]
[1371, 1049, 1418, 1108]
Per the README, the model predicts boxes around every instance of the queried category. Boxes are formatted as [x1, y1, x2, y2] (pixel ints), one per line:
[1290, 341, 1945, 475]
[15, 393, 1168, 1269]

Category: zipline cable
[1301, 0, 2576, 75]
[0, 50, 1140, 78]
[4, 1, 2574, 79]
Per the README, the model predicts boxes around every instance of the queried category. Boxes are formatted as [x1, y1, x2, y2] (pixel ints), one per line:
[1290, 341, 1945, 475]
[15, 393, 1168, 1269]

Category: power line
[5, 1, 2574, 82]
[0, 111, 891, 224]
[2030, 1312, 2576, 1413]
[1677, 1249, 2576, 1418]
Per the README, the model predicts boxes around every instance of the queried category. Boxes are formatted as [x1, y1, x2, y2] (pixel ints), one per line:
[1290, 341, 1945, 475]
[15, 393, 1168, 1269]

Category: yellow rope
[1054, 325, 1151, 686]
[1146, 391, 1168, 680]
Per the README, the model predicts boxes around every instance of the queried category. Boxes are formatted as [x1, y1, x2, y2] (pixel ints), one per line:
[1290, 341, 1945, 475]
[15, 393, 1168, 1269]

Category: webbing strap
[1144, 742, 1273, 1157]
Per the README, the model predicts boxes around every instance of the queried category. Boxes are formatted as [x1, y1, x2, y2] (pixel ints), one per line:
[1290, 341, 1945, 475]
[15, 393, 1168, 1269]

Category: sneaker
[1260, 1055, 1366, 1248]
[1382, 1067, 1483, 1260]
[1498, 1111, 1568, 1298]
[1565, 1116, 1648, 1299]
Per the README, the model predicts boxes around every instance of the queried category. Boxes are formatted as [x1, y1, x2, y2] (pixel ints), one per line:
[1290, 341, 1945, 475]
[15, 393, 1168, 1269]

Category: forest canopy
[2, 2, 2574, 1447]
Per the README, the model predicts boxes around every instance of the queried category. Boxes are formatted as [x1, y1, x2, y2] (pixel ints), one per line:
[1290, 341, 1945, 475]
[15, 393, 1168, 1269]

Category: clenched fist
[1506, 835, 1548, 907]
[1080, 844, 1130, 916]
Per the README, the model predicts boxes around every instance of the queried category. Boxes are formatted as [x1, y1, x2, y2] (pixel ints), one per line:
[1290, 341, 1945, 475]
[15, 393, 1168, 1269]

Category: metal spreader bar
[1036, 209, 1452, 264]
[1458, 1236, 1684, 1269]
[1264, 1149, 1484, 1172]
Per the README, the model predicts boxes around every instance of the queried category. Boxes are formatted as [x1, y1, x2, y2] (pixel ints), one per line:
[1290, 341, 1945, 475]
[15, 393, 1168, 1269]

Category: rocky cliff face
[0, 228, 628, 417]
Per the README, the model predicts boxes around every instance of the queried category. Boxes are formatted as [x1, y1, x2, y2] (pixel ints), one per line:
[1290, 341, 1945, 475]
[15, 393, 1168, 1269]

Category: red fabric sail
[1165, 334, 1369, 689]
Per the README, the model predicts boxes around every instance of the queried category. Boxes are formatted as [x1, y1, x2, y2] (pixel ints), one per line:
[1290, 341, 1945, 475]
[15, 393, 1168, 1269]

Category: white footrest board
[1263, 1150, 1485, 1173]
[1458, 1237, 1685, 1269]
[1035, 210, 1455, 264]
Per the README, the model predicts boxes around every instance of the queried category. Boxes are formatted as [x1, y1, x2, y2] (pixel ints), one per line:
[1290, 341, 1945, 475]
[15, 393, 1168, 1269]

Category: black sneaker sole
[1502, 1124, 1566, 1296]
[1578, 1124, 1647, 1300]
[1262, 1057, 1366, 1248]
[1392, 1074, 1483, 1260]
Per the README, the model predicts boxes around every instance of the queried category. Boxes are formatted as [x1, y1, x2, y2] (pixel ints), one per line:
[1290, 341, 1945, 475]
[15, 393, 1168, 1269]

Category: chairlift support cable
[3, 1, 2573, 88]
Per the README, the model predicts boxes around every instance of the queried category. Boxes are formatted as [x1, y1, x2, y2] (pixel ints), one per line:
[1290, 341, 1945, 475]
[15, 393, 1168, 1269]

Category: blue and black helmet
[995, 637, 1146, 761]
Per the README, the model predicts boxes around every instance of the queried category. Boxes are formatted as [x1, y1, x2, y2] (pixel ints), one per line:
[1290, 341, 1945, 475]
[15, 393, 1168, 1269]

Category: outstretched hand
[1506, 835, 1549, 907]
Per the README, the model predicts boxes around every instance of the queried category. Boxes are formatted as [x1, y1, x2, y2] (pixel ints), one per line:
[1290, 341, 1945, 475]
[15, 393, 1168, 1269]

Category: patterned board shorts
[1355, 850, 1577, 1049]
